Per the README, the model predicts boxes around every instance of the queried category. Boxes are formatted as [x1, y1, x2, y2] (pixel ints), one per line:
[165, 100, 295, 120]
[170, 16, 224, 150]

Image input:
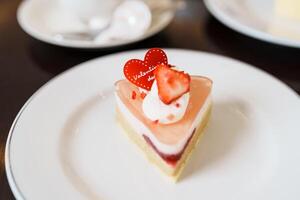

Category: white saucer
[204, 0, 300, 48]
[6, 49, 300, 200]
[17, 0, 174, 49]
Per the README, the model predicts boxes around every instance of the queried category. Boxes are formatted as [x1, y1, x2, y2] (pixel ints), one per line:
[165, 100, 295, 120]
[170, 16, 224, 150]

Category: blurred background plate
[17, 0, 175, 49]
[204, 0, 300, 48]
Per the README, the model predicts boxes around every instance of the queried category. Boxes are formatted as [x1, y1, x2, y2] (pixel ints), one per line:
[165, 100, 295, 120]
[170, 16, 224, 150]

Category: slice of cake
[115, 48, 212, 181]
[269, 0, 300, 41]
[274, 0, 300, 21]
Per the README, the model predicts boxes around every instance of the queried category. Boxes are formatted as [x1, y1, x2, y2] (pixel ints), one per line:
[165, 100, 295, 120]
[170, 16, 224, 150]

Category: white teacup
[59, 0, 123, 21]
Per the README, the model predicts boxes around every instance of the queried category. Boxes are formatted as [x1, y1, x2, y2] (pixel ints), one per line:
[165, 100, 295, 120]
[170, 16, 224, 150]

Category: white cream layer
[142, 81, 190, 124]
[115, 92, 212, 155]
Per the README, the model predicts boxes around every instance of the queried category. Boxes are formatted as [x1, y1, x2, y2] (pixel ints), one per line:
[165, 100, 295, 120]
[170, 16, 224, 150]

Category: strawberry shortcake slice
[115, 48, 212, 181]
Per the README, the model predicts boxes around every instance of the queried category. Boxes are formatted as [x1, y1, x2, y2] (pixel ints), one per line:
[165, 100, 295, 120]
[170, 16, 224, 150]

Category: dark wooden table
[1, 0, 300, 199]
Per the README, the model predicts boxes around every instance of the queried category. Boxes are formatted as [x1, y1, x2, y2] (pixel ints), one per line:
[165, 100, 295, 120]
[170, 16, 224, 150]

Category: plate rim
[17, 0, 175, 49]
[5, 48, 300, 199]
[204, 0, 300, 49]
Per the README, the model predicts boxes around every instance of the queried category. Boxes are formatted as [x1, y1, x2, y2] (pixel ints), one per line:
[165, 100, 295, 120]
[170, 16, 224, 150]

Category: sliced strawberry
[154, 64, 191, 104]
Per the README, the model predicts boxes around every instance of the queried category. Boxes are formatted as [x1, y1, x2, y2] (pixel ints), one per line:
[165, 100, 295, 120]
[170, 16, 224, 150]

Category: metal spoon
[53, 0, 152, 42]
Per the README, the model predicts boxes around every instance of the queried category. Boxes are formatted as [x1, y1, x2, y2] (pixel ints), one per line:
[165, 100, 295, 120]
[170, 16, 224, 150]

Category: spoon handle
[53, 32, 95, 41]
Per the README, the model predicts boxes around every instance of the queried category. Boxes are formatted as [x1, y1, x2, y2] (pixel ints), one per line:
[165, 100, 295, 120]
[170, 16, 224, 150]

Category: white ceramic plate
[17, 0, 174, 49]
[204, 0, 300, 48]
[6, 49, 300, 200]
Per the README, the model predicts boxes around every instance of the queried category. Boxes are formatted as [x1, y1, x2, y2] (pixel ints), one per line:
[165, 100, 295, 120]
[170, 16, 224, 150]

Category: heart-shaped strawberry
[123, 48, 168, 90]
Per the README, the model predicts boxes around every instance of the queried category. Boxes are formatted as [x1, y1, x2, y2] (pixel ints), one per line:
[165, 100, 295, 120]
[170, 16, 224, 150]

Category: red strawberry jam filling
[142, 128, 196, 167]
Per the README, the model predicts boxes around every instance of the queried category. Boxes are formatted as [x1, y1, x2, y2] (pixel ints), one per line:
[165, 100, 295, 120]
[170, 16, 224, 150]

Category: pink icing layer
[115, 76, 212, 145]
[116, 76, 212, 165]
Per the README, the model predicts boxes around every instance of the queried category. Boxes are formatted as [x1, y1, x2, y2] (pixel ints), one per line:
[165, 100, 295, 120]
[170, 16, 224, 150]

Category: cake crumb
[140, 92, 147, 99]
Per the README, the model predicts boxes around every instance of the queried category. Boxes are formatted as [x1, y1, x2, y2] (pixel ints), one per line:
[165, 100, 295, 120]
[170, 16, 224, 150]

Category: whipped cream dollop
[142, 81, 189, 124]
